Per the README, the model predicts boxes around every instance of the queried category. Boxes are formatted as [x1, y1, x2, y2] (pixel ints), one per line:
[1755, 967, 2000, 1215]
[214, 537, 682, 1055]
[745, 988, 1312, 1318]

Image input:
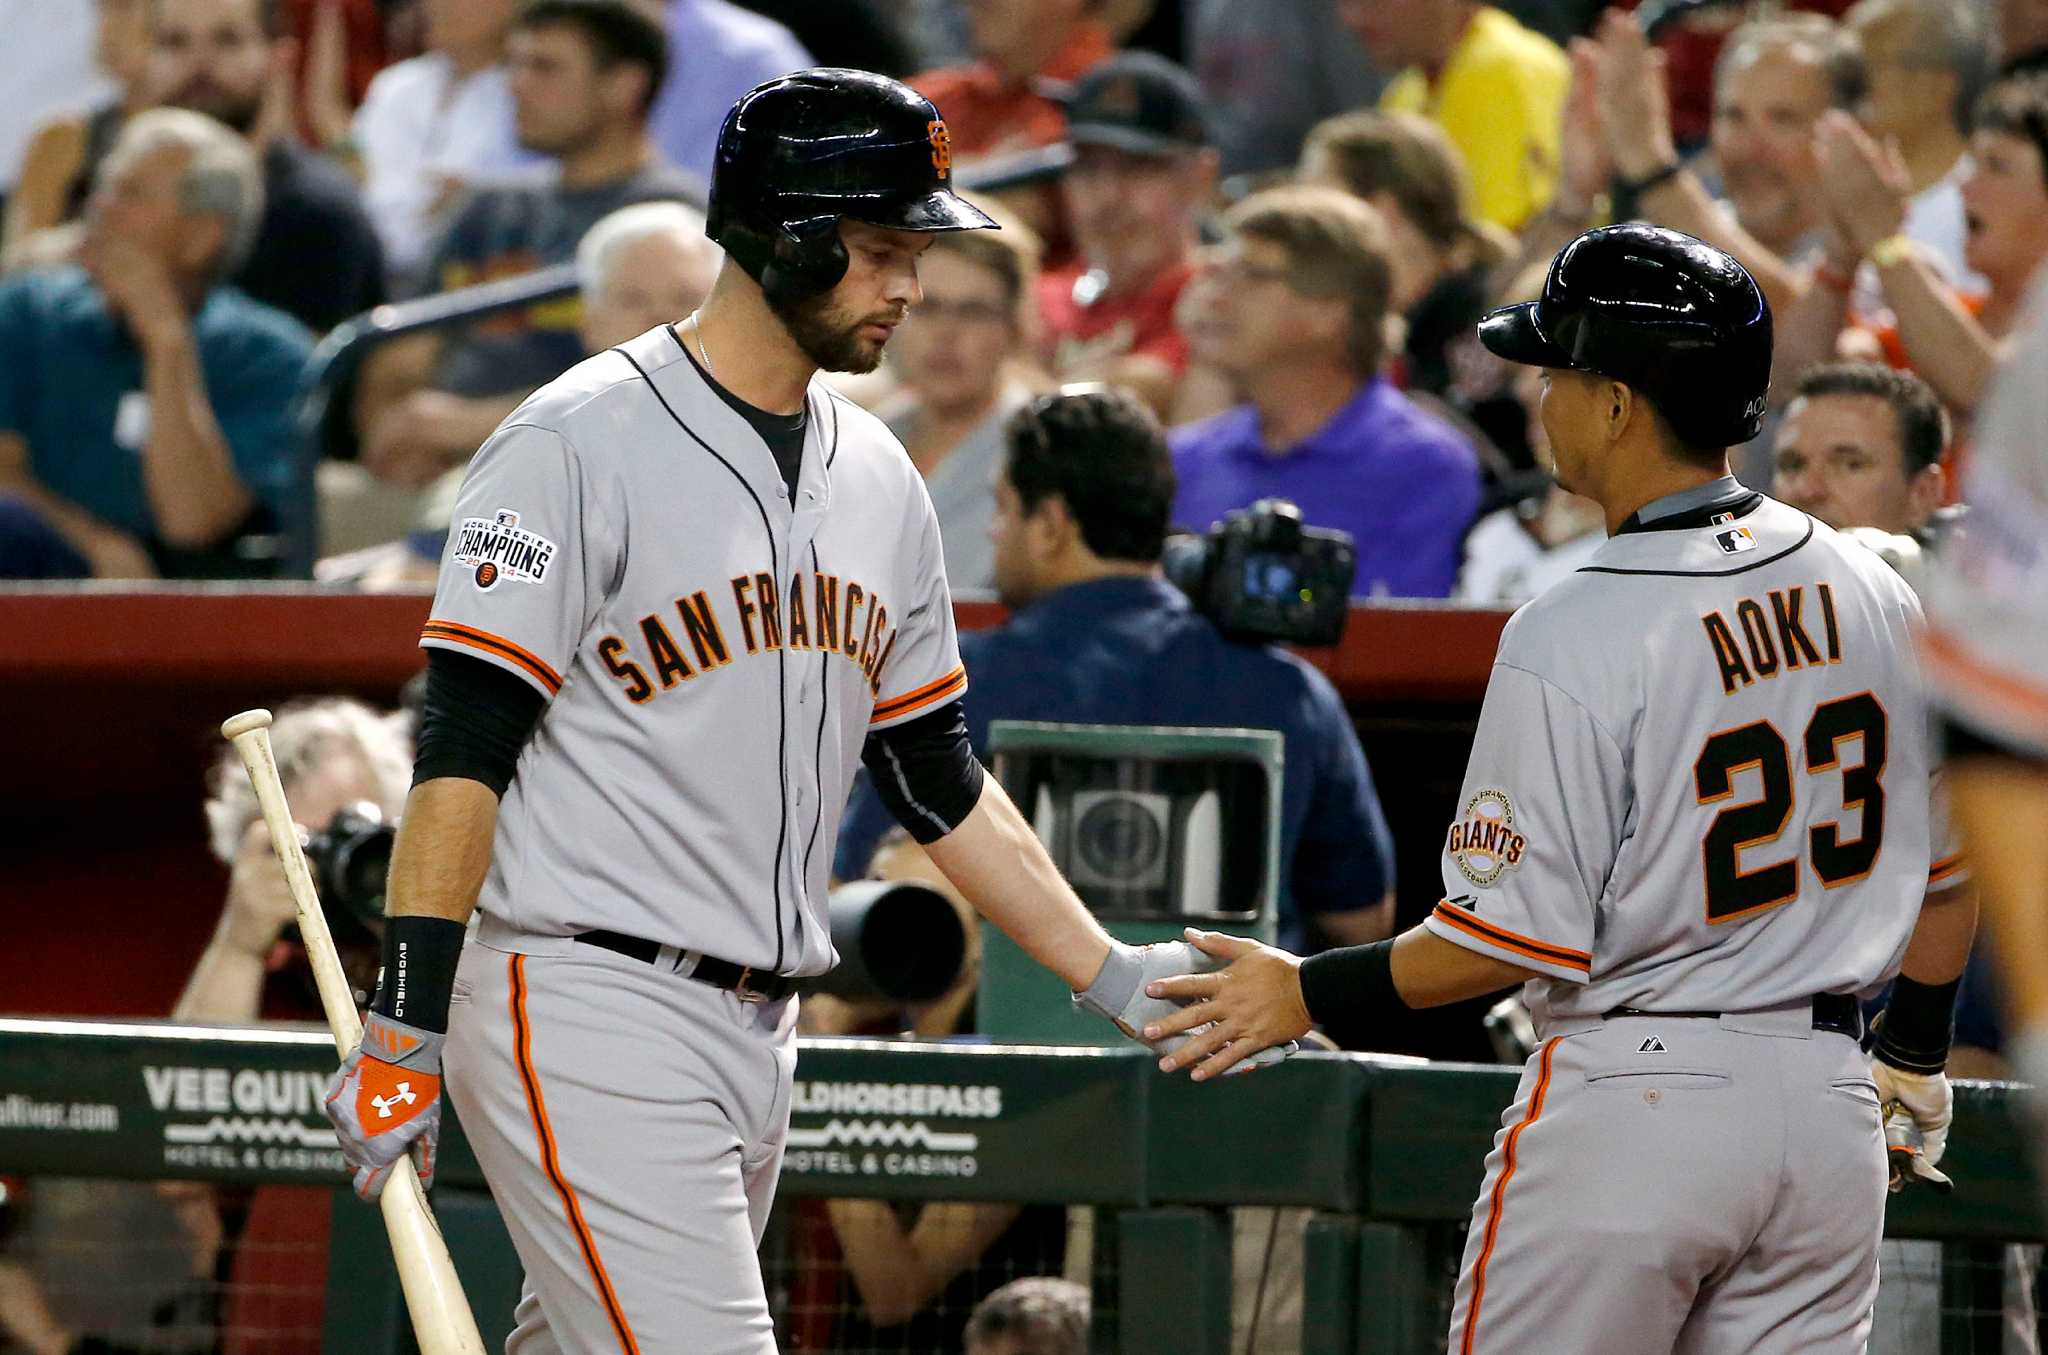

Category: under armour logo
[1638, 1037, 1667, 1054]
[372, 1083, 417, 1118]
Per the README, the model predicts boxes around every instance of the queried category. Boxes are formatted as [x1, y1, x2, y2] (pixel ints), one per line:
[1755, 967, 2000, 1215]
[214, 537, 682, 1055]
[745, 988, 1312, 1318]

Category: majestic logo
[371, 1083, 417, 1119]
[1715, 526, 1758, 555]
[1638, 1037, 1667, 1053]
[453, 509, 555, 591]
[927, 119, 952, 178]
[1447, 789, 1528, 887]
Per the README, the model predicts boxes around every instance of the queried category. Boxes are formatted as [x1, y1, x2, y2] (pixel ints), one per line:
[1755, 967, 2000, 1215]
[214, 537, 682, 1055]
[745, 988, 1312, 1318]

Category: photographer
[790, 831, 1068, 1353]
[175, 697, 410, 1355]
[176, 698, 412, 1024]
[834, 387, 1395, 956]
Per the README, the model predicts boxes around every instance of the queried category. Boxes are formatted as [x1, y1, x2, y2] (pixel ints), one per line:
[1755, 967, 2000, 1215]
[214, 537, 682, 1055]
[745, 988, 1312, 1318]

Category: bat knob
[221, 709, 275, 740]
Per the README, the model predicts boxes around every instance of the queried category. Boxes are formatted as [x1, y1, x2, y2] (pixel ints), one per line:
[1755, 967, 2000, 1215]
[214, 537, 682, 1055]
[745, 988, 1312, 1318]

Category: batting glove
[1076, 941, 1293, 1074]
[323, 1011, 445, 1201]
[1871, 1055, 1954, 1194]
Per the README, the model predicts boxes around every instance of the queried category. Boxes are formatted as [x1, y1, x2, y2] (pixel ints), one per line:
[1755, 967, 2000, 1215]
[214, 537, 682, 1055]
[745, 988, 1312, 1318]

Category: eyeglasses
[908, 297, 1012, 326]
[1200, 252, 1296, 289]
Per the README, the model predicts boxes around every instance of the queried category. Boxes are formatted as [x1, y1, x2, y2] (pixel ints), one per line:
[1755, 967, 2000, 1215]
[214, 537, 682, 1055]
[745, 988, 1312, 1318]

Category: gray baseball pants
[444, 934, 797, 1355]
[1447, 1001, 1888, 1355]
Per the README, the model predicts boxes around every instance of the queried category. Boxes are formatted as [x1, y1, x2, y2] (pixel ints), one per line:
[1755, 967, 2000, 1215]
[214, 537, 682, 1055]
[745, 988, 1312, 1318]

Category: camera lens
[1074, 795, 1165, 882]
[332, 826, 396, 915]
[1243, 553, 1298, 600]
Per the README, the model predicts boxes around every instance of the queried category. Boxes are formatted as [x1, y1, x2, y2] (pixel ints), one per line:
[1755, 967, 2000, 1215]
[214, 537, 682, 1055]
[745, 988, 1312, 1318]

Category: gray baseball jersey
[421, 323, 966, 976]
[1433, 488, 1966, 1355]
[1426, 493, 1963, 1026]
[431, 323, 968, 1355]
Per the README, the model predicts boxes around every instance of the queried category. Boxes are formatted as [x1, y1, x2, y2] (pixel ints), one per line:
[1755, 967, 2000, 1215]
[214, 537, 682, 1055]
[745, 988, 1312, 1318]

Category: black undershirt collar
[1613, 475, 1762, 536]
[670, 323, 806, 508]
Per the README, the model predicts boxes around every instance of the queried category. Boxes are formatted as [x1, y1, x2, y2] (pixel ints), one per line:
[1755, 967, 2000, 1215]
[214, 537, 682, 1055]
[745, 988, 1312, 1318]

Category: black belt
[1604, 993, 1862, 1040]
[574, 929, 798, 1003]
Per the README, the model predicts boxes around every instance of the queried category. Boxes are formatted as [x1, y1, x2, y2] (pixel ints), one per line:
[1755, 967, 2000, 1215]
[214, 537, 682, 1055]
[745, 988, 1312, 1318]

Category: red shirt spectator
[283, 0, 387, 141]
[1038, 255, 1196, 375]
[1033, 51, 1217, 413]
[1623, 0, 1854, 146]
[912, 6, 1113, 156]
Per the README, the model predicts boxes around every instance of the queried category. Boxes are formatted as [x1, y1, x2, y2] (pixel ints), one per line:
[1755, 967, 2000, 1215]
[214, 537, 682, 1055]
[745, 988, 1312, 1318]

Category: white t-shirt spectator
[1455, 502, 1605, 606]
[354, 53, 537, 278]
[0, 0, 111, 189]
[1851, 158, 1987, 314]
[1902, 157, 1986, 293]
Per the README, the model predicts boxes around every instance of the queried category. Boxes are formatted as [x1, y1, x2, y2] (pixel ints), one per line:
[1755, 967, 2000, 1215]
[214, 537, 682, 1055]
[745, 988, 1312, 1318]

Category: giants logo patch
[927, 119, 952, 179]
[1447, 789, 1528, 887]
[453, 509, 556, 591]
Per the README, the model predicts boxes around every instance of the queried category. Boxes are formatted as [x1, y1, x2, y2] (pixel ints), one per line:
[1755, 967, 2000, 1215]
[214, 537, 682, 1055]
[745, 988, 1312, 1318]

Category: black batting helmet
[707, 68, 997, 306]
[1478, 224, 1773, 450]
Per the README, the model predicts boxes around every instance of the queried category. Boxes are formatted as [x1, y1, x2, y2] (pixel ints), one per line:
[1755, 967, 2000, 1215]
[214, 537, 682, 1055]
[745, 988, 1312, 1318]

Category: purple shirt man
[647, 0, 812, 181]
[1170, 376, 1481, 598]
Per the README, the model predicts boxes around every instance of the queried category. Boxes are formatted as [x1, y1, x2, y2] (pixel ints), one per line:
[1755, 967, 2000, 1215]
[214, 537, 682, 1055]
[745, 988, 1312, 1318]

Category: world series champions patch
[454, 509, 557, 591]
[1447, 788, 1528, 887]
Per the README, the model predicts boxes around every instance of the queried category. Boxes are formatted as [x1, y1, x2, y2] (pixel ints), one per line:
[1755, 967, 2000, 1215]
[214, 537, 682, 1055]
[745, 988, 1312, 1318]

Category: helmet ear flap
[758, 217, 849, 308]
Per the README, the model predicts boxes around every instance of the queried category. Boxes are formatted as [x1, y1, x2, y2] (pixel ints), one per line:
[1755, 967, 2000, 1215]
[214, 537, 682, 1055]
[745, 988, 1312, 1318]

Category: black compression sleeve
[862, 699, 985, 844]
[1875, 975, 1963, 1074]
[412, 648, 548, 796]
[369, 914, 467, 1033]
[1297, 940, 1408, 1049]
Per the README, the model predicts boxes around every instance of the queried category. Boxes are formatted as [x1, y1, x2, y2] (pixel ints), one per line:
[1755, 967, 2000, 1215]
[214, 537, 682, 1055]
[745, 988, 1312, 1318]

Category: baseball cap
[1064, 52, 1211, 156]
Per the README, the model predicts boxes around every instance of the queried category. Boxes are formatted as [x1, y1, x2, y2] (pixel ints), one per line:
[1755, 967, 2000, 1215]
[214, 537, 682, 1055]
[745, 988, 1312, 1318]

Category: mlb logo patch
[1715, 526, 1757, 555]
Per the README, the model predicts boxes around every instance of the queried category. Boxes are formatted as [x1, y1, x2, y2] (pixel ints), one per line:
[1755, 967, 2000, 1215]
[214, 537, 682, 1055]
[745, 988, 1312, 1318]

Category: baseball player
[315, 70, 1215, 1354]
[1919, 271, 2048, 1182]
[1145, 225, 1977, 1354]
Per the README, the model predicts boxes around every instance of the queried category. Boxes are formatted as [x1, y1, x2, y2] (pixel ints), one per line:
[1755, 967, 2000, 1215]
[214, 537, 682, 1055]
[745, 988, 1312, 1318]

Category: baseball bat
[221, 709, 488, 1355]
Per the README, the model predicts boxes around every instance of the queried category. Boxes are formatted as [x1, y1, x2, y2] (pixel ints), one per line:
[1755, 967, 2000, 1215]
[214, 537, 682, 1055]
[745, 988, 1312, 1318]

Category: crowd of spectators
[8, 0, 2030, 603]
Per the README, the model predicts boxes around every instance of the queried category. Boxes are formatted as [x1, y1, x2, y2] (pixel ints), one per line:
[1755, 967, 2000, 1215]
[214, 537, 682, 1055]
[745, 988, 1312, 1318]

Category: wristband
[1874, 974, 1963, 1074]
[1613, 160, 1683, 196]
[1813, 262, 1856, 294]
[370, 915, 467, 1034]
[1297, 939, 1409, 1047]
[1610, 161, 1682, 222]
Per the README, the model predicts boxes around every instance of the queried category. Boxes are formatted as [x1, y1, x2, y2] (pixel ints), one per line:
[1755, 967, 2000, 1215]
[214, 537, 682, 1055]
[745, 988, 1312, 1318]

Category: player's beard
[772, 289, 898, 374]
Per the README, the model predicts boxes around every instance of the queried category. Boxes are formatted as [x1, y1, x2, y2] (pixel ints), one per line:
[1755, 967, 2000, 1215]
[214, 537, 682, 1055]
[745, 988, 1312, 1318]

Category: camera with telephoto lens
[810, 880, 967, 1006]
[301, 804, 397, 937]
[1162, 498, 1356, 646]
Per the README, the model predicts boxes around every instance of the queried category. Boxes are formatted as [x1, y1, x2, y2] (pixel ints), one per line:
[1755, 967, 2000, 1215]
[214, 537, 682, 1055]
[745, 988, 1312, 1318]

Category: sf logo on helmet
[927, 119, 952, 179]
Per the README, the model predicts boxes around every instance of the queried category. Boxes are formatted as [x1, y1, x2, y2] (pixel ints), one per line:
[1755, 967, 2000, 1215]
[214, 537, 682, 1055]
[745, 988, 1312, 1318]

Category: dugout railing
[2, 1017, 2041, 1353]
[283, 262, 583, 578]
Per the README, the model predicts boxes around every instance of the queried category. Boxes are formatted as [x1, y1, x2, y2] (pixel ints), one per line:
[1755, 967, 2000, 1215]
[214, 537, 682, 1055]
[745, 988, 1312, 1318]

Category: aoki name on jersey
[1700, 582, 1844, 696]
[596, 568, 899, 704]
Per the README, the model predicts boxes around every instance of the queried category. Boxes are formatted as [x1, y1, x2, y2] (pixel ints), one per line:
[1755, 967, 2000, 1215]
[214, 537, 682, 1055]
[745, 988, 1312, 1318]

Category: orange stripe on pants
[509, 954, 643, 1355]
[1458, 1036, 1560, 1355]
